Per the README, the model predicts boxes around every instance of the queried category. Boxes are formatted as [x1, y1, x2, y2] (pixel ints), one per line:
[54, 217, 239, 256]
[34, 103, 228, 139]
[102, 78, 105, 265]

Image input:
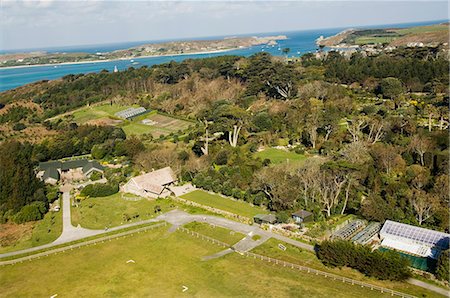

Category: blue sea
[0, 20, 445, 92]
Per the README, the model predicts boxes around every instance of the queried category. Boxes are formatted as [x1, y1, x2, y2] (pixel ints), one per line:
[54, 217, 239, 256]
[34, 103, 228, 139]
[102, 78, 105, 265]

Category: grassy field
[1, 226, 396, 297]
[71, 193, 176, 229]
[70, 103, 138, 123]
[180, 190, 268, 218]
[254, 148, 307, 164]
[121, 113, 193, 137]
[251, 239, 442, 298]
[0, 202, 62, 253]
[395, 24, 448, 35]
[52, 103, 193, 137]
[184, 222, 245, 245]
[354, 36, 396, 45]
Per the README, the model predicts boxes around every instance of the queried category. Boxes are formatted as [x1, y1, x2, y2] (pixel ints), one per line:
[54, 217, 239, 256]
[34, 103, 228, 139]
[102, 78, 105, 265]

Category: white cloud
[0, 1, 448, 50]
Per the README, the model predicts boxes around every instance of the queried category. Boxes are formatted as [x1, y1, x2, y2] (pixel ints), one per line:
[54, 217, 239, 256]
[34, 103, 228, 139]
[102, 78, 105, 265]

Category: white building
[122, 167, 177, 198]
[380, 220, 450, 259]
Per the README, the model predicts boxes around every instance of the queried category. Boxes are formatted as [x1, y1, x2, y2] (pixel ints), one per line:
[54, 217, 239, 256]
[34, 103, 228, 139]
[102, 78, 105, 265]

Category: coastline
[0, 47, 242, 71]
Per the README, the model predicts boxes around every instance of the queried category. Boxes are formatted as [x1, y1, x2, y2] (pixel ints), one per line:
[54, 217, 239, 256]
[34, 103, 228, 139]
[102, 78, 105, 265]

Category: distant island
[0, 35, 287, 68]
[316, 22, 449, 49]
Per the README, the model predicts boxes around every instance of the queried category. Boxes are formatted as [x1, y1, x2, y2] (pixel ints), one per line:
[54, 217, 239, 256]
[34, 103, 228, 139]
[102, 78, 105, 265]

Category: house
[253, 214, 277, 225]
[292, 210, 313, 223]
[37, 158, 104, 184]
[122, 167, 177, 198]
[379, 220, 450, 260]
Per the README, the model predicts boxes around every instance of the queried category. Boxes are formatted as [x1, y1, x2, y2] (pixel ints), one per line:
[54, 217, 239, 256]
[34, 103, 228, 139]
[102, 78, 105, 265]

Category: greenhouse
[379, 220, 450, 259]
[115, 107, 147, 119]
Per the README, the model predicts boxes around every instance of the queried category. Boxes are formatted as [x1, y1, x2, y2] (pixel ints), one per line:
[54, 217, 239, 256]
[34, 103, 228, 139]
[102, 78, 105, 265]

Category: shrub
[436, 249, 449, 282]
[12, 122, 26, 131]
[14, 201, 48, 223]
[317, 240, 411, 281]
[90, 171, 102, 181]
[81, 183, 118, 197]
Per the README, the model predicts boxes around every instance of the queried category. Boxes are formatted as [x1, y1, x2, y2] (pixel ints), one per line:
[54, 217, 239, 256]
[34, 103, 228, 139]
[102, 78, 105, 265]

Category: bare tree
[267, 81, 294, 99]
[229, 125, 242, 148]
[410, 190, 437, 225]
[317, 172, 347, 217]
[409, 135, 433, 166]
[341, 176, 355, 215]
[367, 121, 384, 144]
[346, 118, 367, 143]
[296, 158, 326, 207]
[324, 124, 333, 141]
[200, 119, 213, 156]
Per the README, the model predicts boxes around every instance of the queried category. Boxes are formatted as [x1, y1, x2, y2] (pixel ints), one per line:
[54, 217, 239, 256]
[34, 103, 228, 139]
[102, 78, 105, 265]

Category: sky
[0, 0, 448, 51]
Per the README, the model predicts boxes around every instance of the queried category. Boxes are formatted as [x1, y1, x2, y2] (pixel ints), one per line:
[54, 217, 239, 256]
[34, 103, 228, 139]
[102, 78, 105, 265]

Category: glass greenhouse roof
[380, 220, 449, 249]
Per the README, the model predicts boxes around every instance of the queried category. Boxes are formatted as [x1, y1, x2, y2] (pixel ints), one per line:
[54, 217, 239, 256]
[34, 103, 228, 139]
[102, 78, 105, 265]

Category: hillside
[0, 35, 287, 68]
[317, 23, 449, 47]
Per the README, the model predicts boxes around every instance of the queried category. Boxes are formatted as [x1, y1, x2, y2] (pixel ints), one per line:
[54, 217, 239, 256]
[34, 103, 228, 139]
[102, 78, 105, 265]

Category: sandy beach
[0, 48, 241, 70]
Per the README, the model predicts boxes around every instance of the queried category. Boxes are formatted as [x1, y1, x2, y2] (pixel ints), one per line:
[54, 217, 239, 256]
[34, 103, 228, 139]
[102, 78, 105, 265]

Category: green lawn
[121, 113, 193, 137]
[71, 104, 139, 123]
[1, 226, 396, 297]
[180, 190, 268, 218]
[251, 239, 442, 298]
[184, 222, 245, 245]
[0, 201, 62, 253]
[354, 36, 397, 45]
[254, 148, 307, 164]
[395, 24, 448, 35]
[71, 193, 176, 229]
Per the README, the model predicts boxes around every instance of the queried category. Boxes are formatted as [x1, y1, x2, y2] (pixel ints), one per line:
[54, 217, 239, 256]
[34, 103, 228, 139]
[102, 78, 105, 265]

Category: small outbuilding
[292, 210, 313, 223]
[253, 214, 277, 225]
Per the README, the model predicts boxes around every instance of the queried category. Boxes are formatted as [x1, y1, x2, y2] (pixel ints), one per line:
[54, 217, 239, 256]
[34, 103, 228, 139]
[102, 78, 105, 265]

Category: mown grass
[180, 190, 268, 218]
[354, 36, 396, 45]
[120, 112, 192, 137]
[71, 193, 176, 229]
[0, 202, 63, 253]
[184, 222, 245, 245]
[251, 238, 442, 298]
[1, 226, 396, 297]
[71, 103, 138, 123]
[254, 148, 307, 164]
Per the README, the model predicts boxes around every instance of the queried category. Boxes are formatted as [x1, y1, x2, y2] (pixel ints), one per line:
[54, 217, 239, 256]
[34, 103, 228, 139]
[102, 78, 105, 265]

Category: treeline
[0, 125, 132, 220]
[317, 240, 411, 281]
[320, 51, 449, 92]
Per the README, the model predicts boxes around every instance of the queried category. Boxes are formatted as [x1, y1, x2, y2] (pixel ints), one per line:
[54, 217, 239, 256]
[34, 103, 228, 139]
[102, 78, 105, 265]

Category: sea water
[0, 20, 445, 92]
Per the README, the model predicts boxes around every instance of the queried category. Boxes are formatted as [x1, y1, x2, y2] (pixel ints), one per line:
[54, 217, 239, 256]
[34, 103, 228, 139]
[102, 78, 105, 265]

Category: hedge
[81, 183, 118, 197]
[316, 239, 411, 281]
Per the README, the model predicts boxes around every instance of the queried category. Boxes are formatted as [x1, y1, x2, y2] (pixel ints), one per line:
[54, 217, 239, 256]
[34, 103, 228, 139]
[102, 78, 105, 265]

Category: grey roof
[254, 214, 277, 223]
[61, 159, 89, 171]
[380, 220, 450, 249]
[82, 161, 104, 174]
[43, 167, 60, 180]
[292, 210, 313, 218]
[115, 107, 147, 119]
[39, 161, 62, 171]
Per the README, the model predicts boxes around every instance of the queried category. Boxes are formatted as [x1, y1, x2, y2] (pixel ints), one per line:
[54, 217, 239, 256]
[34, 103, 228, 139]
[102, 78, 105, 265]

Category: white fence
[178, 227, 416, 298]
[0, 222, 167, 266]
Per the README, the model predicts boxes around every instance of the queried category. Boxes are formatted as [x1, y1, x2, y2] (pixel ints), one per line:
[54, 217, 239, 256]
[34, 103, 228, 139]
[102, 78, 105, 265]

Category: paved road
[0, 193, 159, 259]
[53, 192, 103, 244]
[158, 210, 314, 251]
[407, 278, 449, 297]
[1, 207, 447, 297]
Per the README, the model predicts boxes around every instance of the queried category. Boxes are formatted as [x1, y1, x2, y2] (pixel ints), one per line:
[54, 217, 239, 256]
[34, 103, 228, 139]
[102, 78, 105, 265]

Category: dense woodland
[0, 48, 449, 234]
